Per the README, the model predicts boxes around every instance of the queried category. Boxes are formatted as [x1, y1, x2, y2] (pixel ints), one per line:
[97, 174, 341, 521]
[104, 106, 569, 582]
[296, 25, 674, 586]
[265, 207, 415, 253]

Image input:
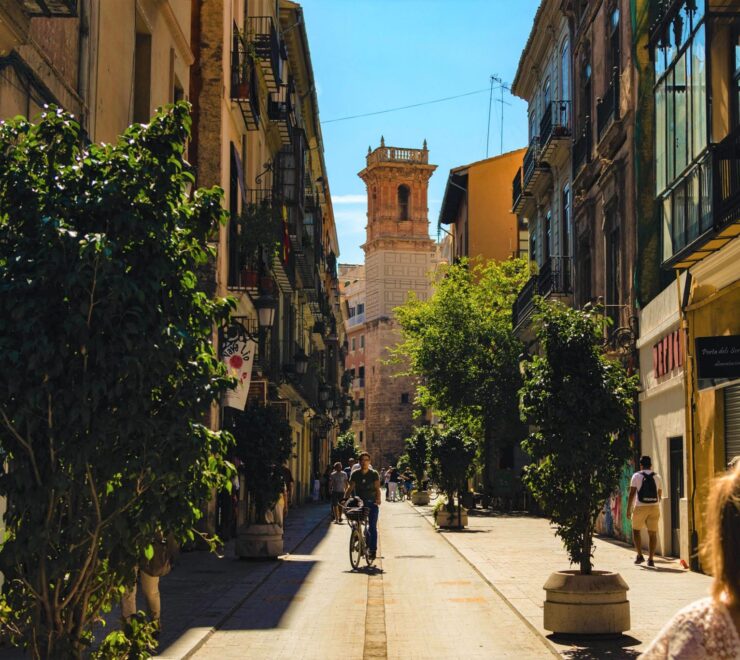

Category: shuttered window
[725, 384, 740, 466]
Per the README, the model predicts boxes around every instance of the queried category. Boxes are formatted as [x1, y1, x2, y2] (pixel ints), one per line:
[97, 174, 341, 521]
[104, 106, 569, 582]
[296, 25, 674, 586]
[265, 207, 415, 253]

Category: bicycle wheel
[363, 524, 375, 567]
[349, 526, 362, 570]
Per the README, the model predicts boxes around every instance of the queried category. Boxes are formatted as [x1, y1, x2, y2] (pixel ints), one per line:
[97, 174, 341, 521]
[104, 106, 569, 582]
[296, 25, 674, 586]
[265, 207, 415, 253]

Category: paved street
[187, 501, 551, 659]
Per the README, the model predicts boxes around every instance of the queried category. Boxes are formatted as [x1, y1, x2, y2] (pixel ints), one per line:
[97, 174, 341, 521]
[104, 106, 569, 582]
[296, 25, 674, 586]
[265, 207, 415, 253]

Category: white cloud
[331, 194, 367, 205]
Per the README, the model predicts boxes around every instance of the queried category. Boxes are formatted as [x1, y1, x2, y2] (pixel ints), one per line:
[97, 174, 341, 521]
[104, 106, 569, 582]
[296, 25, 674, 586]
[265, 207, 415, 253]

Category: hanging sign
[221, 323, 257, 410]
[695, 335, 740, 380]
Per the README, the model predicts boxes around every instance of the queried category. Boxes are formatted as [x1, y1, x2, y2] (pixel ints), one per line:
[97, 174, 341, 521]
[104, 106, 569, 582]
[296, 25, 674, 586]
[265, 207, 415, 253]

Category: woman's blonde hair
[701, 462, 740, 605]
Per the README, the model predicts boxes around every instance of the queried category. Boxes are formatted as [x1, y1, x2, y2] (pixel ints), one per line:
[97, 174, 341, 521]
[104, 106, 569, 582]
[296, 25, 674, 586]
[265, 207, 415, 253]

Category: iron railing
[573, 119, 592, 177]
[712, 124, 740, 231]
[246, 16, 281, 88]
[512, 256, 573, 328]
[230, 27, 259, 130]
[268, 84, 292, 143]
[522, 137, 540, 189]
[512, 167, 523, 210]
[539, 100, 572, 148]
[597, 70, 620, 141]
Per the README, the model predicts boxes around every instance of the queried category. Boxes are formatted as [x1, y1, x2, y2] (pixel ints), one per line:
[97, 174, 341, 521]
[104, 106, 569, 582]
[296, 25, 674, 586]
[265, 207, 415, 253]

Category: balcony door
[734, 27, 740, 129]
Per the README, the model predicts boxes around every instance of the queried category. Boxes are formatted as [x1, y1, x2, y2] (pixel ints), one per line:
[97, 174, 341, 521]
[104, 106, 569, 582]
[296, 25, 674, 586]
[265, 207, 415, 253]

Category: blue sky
[301, 0, 540, 264]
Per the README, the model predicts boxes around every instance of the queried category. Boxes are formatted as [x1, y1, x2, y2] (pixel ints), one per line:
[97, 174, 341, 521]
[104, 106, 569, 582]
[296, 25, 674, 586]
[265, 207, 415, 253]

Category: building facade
[358, 140, 438, 465]
[511, 0, 575, 340]
[339, 264, 367, 449]
[646, 0, 740, 570]
[191, 0, 348, 513]
[439, 149, 528, 264]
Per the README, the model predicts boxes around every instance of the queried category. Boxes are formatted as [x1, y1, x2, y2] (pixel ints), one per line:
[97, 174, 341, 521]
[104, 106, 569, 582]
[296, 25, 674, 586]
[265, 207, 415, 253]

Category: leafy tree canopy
[393, 258, 532, 483]
[520, 301, 639, 574]
[403, 425, 433, 487]
[0, 104, 235, 657]
[428, 426, 477, 514]
[331, 431, 360, 467]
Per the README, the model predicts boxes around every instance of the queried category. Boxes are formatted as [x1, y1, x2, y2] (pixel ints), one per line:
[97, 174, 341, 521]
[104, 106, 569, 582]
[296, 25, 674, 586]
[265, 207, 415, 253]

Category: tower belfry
[357, 140, 438, 463]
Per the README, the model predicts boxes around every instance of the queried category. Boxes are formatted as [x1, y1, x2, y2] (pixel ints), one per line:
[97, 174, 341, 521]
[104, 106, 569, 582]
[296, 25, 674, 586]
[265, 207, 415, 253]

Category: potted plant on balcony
[519, 300, 639, 635]
[403, 425, 434, 505]
[230, 403, 293, 558]
[236, 198, 283, 285]
[428, 425, 476, 528]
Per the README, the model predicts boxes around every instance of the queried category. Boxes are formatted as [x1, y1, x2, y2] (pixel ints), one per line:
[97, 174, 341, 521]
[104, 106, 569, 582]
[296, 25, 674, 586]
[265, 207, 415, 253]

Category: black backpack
[637, 471, 659, 503]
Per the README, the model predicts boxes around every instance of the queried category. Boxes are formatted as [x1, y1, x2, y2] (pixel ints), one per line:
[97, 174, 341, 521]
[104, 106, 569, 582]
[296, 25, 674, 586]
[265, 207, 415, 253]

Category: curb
[155, 509, 330, 660]
[409, 502, 560, 658]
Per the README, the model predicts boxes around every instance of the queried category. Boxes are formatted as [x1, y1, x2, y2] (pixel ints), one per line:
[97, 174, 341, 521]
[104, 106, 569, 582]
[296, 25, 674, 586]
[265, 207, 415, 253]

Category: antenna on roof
[486, 74, 511, 157]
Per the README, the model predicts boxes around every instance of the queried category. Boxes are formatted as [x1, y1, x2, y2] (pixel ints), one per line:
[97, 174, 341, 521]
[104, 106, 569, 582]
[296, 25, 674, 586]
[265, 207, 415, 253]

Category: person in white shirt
[627, 455, 663, 567]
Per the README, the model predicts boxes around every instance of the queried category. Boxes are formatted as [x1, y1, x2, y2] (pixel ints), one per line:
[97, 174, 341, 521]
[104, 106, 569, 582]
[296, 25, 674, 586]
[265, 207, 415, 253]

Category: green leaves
[519, 301, 639, 574]
[0, 103, 234, 655]
[428, 426, 477, 513]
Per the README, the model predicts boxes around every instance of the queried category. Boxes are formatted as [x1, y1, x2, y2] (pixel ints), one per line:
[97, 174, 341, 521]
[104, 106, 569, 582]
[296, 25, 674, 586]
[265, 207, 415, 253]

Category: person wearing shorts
[329, 462, 348, 523]
[627, 455, 663, 567]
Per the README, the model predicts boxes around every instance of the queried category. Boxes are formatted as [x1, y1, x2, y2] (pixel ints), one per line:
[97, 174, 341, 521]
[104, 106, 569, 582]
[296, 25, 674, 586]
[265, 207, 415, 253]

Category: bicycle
[342, 500, 375, 570]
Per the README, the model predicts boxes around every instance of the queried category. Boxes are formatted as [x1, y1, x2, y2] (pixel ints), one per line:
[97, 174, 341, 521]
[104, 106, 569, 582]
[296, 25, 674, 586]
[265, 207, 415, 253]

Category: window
[357, 303, 365, 315]
[359, 431, 363, 444]
[733, 28, 740, 129]
[351, 338, 356, 351]
[348, 306, 356, 318]
[133, 21, 152, 124]
[400, 393, 409, 404]
[398, 185, 410, 220]
[545, 209, 552, 261]
[562, 186, 571, 258]
[543, 77, 551, 117]
[358, 365, 365, 378]
[530, 222, 538, 263]
[605, 205, 620, 325]
[360, 335, 365, 348]
[579, 236, 592, 306]
[608, 3, 621, 77]
[561, 41, 570, 102]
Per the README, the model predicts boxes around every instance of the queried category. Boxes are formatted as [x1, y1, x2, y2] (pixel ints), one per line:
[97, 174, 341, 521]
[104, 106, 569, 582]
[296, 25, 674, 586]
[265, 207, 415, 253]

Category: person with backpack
[627, 455, 663, 567]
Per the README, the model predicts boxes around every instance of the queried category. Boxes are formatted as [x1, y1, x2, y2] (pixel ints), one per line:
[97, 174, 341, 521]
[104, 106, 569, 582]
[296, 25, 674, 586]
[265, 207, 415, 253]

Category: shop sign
[695, 335, 740, 380]
[653, 329, 684, 378]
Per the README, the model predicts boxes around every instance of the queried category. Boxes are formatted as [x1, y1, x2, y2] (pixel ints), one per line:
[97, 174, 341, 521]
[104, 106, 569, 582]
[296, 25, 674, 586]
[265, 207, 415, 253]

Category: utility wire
[322, 87, 492, 124]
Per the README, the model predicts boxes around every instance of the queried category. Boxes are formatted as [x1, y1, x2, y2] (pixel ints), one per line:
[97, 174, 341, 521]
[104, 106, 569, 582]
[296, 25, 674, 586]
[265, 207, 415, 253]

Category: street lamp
[254, 292, 276, 329]
[294, 349, 309, 375]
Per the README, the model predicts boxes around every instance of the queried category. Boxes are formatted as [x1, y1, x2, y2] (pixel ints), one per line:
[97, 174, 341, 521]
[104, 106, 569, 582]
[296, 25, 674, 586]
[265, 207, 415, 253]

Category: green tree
[520, 301, 639, 575]
[228, 404, 293, 523]
[403, 425, 433, 488]
[331, 431, 359, 467]
[0, 104, 234, 657]
[428, 426, 477, 517]
[393, 259, 531, 489]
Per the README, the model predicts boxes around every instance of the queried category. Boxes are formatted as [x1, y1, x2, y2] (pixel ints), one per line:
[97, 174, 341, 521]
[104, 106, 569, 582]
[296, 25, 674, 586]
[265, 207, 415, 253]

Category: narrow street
[188, 502, 552, 660]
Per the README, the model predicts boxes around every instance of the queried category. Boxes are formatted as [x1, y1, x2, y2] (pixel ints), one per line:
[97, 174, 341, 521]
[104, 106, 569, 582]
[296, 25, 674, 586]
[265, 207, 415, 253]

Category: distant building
[357, 139, 438, 465]
[339, 264, 367, 449]
[438, 149, 528, 264]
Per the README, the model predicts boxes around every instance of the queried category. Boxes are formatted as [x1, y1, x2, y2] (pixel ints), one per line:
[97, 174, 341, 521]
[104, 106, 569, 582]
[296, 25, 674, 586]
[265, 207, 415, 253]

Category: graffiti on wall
[596, 462, 634, 542]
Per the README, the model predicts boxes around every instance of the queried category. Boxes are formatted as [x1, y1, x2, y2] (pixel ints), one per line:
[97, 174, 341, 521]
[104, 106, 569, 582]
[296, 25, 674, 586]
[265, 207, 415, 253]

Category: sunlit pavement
[411, 503, 713, 658]
[188, 501, 551, 659]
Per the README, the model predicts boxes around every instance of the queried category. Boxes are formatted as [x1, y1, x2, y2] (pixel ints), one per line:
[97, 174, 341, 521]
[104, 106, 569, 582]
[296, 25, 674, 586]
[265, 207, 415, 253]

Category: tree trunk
[580, 525, 593, 575]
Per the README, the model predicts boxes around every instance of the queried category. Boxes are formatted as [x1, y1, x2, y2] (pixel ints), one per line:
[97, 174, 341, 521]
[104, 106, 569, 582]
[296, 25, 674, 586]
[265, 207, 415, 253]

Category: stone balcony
[366, 139, 428, 166]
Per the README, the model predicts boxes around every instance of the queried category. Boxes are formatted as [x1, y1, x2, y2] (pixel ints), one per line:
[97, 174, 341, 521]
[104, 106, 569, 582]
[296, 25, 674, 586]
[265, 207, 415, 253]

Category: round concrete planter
[236, 523, 284, 559]
[543, 570, 630, 635]
[411, 491, 430, 505]
[435, 508, 468, 528]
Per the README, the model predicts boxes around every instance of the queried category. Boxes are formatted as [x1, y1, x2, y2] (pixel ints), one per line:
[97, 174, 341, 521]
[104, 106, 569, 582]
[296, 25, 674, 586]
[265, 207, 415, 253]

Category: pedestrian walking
[282, 463, 294, 516]
[388, 466, 399, 502]
[627, 455, 663, 567]
[329, 461, 348, 523]
[641, 462, 740, 658]
[322, 464, 333, 501]
[122, 531, 179, 637]
[344, 457, 356, 478]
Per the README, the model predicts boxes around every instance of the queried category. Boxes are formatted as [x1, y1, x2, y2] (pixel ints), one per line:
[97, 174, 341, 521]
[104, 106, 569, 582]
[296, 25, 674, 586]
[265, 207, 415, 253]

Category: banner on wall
[221, 323, 257, 410]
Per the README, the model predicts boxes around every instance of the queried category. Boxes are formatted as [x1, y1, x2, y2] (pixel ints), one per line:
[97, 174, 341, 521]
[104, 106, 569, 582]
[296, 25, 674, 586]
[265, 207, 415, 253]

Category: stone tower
[358, 139, 437, 465]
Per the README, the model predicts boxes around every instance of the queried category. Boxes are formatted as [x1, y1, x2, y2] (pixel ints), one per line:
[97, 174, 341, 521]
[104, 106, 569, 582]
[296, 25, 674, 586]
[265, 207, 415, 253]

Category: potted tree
[230, 403, 294, 558]
[404, 426, 433, 505]
[428, 426, 476, 528]
[520, 301, 639, 635]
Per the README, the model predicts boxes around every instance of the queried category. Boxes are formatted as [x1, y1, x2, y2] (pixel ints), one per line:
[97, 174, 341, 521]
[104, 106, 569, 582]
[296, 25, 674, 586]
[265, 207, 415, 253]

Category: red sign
[653, 330, 684, 378]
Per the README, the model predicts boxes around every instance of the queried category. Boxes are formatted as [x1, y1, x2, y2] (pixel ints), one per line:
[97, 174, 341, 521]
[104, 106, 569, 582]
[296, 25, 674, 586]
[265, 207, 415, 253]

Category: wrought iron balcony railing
[246, 16, 282, 90]
[268, 83, 292, 144]
[522, 137, 540, 190]
[712, 124, 740, 232]
[21, 0, 77, 16]
[512, 167, 524, 212]
[230, 27, 259, 130]
[573, 120, 592, 178]
[597, 71, 620, 142]
[512, 256, 573, 329]
[539, 100, 572, 152]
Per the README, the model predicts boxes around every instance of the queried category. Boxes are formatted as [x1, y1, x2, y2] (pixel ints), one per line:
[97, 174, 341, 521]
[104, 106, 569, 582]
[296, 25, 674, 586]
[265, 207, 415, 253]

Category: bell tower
[357, 139, 438, 464]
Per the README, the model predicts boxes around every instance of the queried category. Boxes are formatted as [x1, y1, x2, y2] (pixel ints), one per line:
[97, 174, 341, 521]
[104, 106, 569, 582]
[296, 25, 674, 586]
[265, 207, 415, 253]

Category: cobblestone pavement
[190, 501, 553, 660]
[412, 504, 713, 659]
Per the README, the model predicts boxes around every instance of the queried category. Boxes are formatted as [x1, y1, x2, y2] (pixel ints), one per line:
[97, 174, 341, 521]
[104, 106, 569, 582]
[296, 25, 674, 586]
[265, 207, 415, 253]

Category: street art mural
[596, 462, 634, 542]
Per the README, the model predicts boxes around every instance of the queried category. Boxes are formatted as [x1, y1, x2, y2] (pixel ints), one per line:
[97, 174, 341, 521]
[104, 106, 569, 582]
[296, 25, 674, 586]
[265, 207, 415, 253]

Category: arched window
[398, 184, 410, 220]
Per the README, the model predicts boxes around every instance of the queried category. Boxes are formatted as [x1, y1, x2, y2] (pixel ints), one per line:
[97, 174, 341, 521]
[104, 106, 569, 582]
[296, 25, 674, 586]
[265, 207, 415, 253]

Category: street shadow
[551, 634, 642, 659]
[637, 565, 686, 574]
[436, 528, 491, 534]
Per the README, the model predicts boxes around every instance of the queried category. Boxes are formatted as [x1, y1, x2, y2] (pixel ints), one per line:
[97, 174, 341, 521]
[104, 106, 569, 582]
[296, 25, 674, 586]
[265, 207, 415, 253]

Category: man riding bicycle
[343, 451, 381, 560]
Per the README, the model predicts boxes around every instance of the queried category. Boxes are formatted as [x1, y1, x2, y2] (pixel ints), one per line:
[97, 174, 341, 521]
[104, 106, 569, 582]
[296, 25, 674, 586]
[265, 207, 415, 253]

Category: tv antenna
[486, 74, 511, 157]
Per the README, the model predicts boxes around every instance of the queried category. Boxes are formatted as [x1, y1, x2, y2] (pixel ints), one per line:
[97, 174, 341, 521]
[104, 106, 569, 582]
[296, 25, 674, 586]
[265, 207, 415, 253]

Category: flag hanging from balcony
[220, 322, 257, 410]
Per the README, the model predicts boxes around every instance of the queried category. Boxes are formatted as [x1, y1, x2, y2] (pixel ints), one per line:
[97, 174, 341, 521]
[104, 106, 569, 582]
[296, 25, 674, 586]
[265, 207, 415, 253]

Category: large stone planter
[435, 508, 468, 528]
[411, 491, 430, 505]
[236, 523, 284, 559]
[543, 570, 630, 635]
